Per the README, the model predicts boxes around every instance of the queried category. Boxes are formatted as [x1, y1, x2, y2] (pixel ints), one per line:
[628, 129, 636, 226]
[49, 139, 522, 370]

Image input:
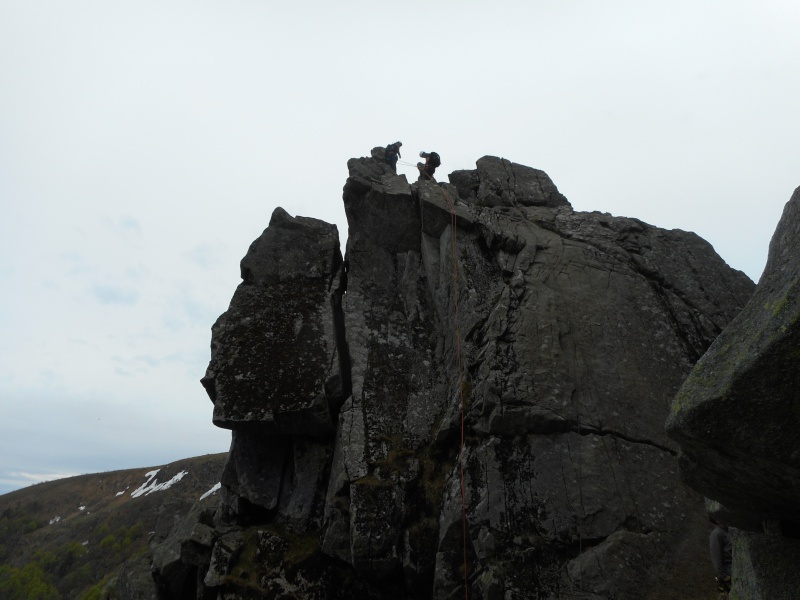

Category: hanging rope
[448, 187, 470, 600]
[384, 153, 469, 595]
[418, 168, 470, 600]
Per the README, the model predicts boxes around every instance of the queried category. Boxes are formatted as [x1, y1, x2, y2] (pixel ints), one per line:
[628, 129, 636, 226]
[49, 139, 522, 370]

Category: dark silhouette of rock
[449, 156, 569, 208]
[730, 530, 800, 599]
[156, 153, 754, 599]
[201, 207, 346, 436]
[667, 186, 800, 598]
[151, 496, 218, 599]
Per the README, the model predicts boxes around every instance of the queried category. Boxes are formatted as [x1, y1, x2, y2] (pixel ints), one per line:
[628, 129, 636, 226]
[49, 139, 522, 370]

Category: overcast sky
[1, 1, 798, 495]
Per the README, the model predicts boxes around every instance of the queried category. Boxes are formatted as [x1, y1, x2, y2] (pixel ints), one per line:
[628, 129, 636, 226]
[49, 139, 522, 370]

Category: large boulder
[730, 530, 800, 600]
[201, 207, 346, 435]
[449, 156, 570, 208]
[667, 187, 800, 599]
[667, 186, 800, 525]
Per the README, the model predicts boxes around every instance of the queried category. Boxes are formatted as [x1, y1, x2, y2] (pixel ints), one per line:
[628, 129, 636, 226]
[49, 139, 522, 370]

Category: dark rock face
[667, 187, 800, 599]
[730, 530, 800, 600]
[201, 207, 346, 436]
[667, 188, 800, 522]
[156, 153, 755, 599]
[116, 555, 160, 599]
[151, 497, 218, 599]
[449, 156, 570, 209]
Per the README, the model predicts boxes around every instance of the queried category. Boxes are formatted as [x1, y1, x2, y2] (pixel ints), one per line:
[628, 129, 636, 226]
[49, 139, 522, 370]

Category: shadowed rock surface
[667, 186, 800, 599]
[200, 207, 346, 437]
[154, 152, 754, 599]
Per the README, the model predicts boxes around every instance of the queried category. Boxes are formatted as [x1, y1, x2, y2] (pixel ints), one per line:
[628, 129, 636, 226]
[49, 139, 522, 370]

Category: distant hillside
[0, 453, 226, 599]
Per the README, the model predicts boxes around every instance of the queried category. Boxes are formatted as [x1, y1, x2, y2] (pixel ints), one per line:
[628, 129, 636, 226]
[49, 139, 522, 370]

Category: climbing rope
[447, 188, 470, 600]
[384, 153, 469, 595]
[418, 169, 470, 600]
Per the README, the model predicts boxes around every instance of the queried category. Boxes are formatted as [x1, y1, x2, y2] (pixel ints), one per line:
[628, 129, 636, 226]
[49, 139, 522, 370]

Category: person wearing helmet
[417, 151, 440, 180]
[385, 141, 402, 172]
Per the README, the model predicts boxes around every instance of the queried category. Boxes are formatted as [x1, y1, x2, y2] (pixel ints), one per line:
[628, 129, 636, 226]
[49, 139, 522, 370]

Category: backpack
[429, 152, 441, 168]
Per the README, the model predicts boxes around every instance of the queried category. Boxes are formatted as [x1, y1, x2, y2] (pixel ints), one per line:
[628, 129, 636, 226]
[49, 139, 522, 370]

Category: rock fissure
[574, 425, 678, 457]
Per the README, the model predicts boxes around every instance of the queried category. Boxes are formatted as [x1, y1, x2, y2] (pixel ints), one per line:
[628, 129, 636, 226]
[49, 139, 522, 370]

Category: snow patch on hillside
[200, 482, 221, 501]
[130, 469, 189, 498]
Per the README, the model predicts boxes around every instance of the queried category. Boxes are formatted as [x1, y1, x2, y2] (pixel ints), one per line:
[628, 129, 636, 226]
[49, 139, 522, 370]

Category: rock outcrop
[156, 152, 754, 599]
[667, 187, 800, 599]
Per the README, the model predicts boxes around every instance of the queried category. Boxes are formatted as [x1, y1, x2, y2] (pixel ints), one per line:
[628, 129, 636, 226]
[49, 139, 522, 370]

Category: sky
[1, 1, 798, 495]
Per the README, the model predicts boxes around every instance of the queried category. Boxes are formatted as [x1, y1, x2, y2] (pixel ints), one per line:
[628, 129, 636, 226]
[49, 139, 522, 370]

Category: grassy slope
[0, 453, 226, 599]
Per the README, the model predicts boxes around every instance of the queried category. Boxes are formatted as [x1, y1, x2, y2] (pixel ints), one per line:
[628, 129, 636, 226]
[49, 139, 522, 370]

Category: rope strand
[419, 169, 470, 600]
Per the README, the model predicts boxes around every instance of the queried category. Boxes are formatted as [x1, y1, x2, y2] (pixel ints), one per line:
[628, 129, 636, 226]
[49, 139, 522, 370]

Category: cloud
[91, 283, 140, 305]
[1, 0, 795, 499]
[0, 470, 80, 493]
[119, 215, 142, 237]
[133, 354, 161, 367]
[0, 387, 230, 495]
[101, 215, 142, 239]
[112, 353, 163, 377]
[57, 253, 96, 281]
[161, 286, 223, 332]
[184, 241, 226, 269]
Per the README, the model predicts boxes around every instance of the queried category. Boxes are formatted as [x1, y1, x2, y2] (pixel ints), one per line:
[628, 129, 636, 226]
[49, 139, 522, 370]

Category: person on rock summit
[417, 150, 440, 180]
[385, 141, 402, 172]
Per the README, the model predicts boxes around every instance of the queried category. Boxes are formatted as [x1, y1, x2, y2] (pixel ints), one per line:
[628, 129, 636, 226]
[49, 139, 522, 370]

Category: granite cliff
[154, 151, 754, 599]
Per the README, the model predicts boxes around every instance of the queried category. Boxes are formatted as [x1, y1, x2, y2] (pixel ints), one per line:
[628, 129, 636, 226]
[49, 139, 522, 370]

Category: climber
[709, 517, 732, 593]
[385, 141, 402, 172]
[417, 151, 440, 181]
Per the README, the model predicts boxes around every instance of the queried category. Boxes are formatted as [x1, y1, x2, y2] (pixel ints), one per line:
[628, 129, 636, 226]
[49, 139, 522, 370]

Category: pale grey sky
[1, 0, 798, 494]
